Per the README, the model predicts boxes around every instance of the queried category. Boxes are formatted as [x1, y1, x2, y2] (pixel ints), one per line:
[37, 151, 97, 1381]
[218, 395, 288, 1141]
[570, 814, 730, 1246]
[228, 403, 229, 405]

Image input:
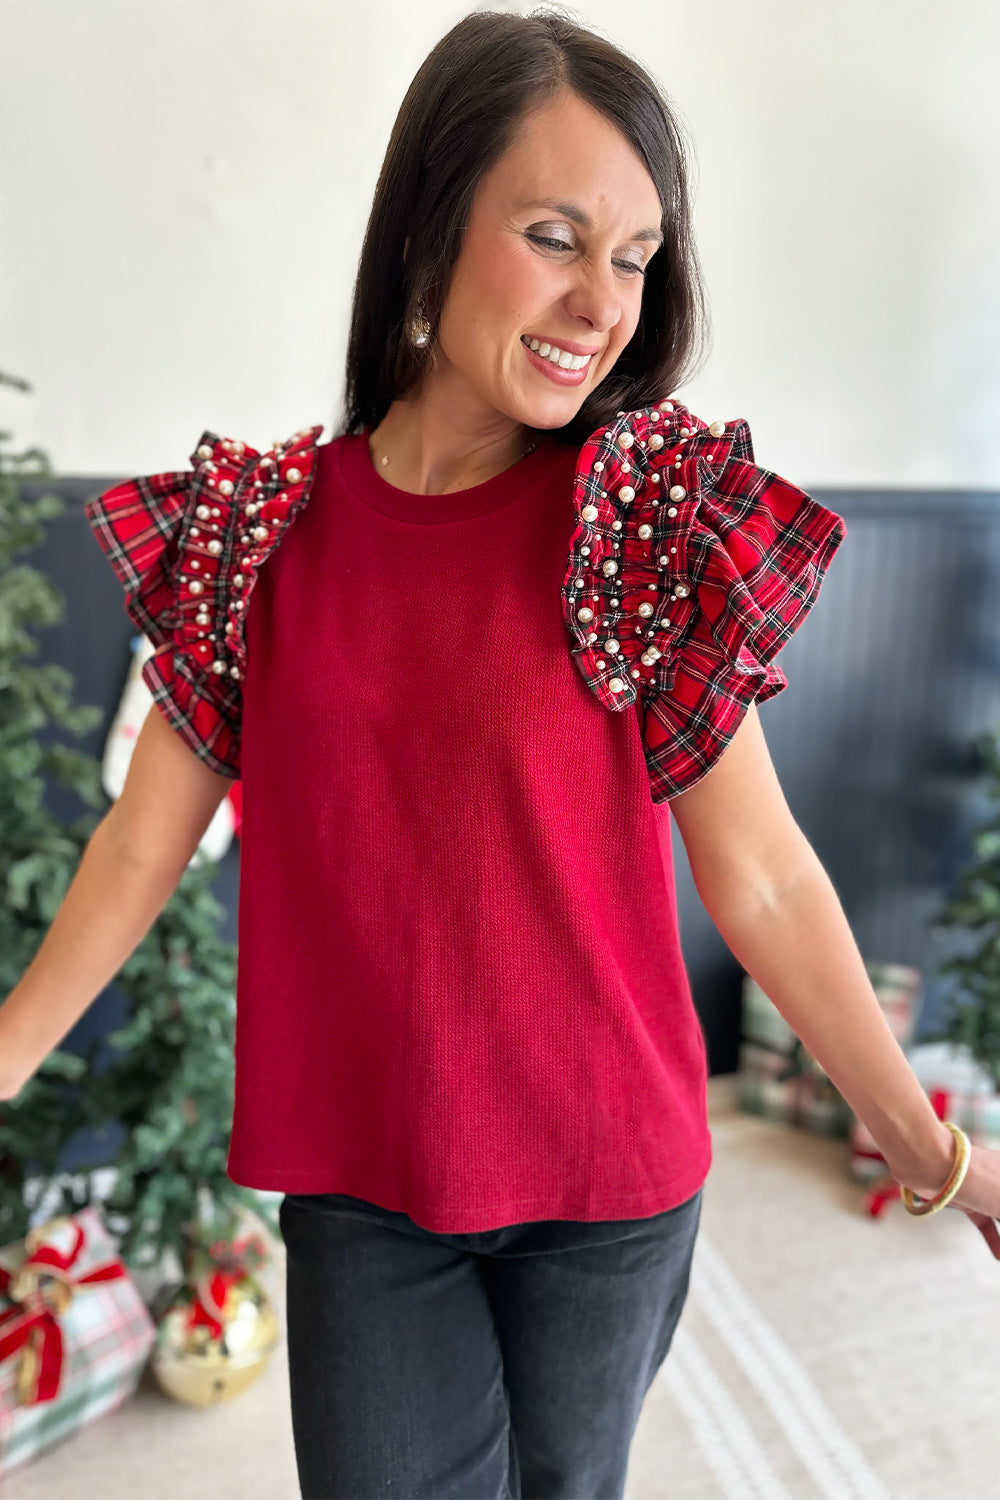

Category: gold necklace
[373, 432, 537, 476]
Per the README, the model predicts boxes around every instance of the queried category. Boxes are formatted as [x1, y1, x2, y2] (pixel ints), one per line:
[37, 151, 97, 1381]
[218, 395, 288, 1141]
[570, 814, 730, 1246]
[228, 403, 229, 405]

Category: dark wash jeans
[278, 1184, 703, 1500]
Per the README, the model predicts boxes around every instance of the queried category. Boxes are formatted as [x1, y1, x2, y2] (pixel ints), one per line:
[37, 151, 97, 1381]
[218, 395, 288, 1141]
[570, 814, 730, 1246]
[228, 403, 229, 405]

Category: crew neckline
[335, 426, 575, 525]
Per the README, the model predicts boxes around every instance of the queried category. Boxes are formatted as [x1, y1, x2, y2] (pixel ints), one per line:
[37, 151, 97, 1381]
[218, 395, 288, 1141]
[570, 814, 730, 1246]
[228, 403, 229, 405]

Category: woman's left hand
[905, 1143, 1000, 1259]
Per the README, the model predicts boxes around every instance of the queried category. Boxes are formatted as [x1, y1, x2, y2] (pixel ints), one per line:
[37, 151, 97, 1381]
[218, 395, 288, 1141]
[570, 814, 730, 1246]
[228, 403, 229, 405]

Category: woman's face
[428, 88, 664, 432]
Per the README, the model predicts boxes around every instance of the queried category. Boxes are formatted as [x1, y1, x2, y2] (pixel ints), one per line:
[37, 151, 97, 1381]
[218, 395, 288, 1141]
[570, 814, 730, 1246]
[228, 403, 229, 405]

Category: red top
[85, 400, 846, 1233]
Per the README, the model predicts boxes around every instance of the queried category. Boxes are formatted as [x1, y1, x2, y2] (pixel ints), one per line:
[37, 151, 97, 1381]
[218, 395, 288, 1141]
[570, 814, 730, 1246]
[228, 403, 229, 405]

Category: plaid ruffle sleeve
[561, 399, 847, 804]
[84, 424, 324, 778]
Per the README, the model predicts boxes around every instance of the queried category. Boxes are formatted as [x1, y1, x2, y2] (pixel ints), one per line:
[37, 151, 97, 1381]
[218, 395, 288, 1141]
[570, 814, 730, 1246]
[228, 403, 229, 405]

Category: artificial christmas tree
[0, 370, 278, 1273]
[847, 723, 1000, 1216]
[919, 721, 1000, 1135]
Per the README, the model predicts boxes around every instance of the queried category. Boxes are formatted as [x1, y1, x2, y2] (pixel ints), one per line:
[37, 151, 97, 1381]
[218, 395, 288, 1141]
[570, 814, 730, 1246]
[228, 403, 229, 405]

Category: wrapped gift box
[738, 961, 921, 1138]
[0, 1206, 157, 1479]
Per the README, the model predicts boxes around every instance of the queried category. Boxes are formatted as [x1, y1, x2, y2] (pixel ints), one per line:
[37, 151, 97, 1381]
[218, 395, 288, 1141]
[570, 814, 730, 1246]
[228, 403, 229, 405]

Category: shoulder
[562, 396, 847, 801]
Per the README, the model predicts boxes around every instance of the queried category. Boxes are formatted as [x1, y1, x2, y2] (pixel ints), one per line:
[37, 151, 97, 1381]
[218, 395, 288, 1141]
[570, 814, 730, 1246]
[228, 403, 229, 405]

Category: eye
[524, 233, 647, 278]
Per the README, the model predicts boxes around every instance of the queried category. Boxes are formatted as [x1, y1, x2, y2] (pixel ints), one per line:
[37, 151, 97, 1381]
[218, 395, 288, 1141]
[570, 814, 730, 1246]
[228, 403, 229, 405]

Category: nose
[562, 261, 623, 340]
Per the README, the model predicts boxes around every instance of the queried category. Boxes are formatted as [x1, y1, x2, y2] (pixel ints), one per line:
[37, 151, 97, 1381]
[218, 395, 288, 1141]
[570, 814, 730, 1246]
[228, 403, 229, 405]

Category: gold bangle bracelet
[900, 1121, 971, 1217]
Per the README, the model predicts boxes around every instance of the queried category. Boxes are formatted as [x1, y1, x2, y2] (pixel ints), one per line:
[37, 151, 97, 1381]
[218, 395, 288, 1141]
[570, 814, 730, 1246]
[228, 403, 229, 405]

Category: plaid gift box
[0, 1206, 156, 1479]
[738, 962, 921, 1138]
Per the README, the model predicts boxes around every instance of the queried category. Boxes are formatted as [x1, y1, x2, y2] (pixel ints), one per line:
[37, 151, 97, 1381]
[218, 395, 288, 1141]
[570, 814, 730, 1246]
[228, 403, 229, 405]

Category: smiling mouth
[520, 335, 596, 371]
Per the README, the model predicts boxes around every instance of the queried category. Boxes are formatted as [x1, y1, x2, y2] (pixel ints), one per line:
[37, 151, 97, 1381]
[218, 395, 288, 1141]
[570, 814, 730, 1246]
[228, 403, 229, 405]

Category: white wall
[1, 0, 996, 487]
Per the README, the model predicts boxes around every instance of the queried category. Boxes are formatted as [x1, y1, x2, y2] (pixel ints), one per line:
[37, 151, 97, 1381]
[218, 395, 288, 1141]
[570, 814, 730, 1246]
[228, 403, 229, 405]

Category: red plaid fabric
[561, 399, 847, 802]
[84, 425, 323, 778]
[86, 403, 845, 802]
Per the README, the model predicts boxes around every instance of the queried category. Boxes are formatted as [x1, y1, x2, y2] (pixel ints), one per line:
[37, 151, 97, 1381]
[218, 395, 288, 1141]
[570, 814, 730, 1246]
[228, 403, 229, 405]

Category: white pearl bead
[233, 574, 244, 587]
[604, 639, 620, 654]
[211, 660, 226, 674]
[229, 666, 240, 679]
[218, 480, 234, 496]
[189, 580, 204, 595]
[576, 606, 595, 623]
[618, 485, 635, 502]
[207, 539, 223, 555]
[196, 444, 213, 460]
[648, 434, 664, 451]
[669, 485, 686, 501]
[252, 525, 268, 541]
[285, 467, 302, 483]
[667, 506, 678, 517]
[616, 432, 634, 450]
[674, 583, 690, 598]
[593, 461, 604, 473]
[196, 504, 212, 520]
[581, 504, 599, 522]
[680, 427, 692, 438]
[658, 399, 674, 411]
[641, 651, 657, 665]
[608, 678, 627, 693]
[637, 523, 653, 540]
[602, 560, 618, 576]
[612, 520, 622, 531]
[637, 602, 654, 618]
[709, 420, 725, 437]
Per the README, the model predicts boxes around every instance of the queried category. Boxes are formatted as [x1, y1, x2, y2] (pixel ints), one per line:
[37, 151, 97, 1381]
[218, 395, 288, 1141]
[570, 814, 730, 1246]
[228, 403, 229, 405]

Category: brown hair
[340, 5, 710, 450]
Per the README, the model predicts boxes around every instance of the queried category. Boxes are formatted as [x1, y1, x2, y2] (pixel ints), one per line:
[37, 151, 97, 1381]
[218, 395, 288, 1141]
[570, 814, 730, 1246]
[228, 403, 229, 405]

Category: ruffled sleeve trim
[85, 423, 324, 778]
[561, 400, 847, 803]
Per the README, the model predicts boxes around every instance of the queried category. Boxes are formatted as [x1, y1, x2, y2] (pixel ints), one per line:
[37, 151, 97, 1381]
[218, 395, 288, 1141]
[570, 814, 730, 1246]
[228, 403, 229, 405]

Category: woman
[3, 9, 998, 1499]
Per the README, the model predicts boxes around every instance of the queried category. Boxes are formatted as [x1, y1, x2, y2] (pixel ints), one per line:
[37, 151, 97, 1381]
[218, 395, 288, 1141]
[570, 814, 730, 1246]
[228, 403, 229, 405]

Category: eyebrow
[518, 198, 664, 247]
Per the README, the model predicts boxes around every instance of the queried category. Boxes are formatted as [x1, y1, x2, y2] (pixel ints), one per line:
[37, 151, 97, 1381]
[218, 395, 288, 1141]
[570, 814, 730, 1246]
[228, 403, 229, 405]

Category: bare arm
[0, 705, 234, 1099]
[670, 702, 955, 1198]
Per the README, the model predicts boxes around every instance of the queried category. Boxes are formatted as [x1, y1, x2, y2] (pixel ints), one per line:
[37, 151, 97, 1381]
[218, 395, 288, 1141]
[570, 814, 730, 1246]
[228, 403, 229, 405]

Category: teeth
[523, 336, 592, 371]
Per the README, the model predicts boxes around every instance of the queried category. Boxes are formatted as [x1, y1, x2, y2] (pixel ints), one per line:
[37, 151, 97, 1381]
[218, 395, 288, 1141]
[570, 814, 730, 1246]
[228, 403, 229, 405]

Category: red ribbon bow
[185, 1233, 267, 1340]
[0, 1216, 126, 1405]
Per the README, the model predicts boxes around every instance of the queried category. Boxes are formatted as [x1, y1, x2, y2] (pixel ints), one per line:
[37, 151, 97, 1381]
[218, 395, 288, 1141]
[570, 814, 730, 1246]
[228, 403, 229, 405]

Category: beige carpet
[4, 1075, 998, 1500]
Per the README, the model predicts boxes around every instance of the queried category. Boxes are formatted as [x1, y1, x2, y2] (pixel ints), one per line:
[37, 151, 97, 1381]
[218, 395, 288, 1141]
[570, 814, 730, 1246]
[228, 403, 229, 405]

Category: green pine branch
[0, 373, 278, 1274]
[923, 727, 1000, 1090]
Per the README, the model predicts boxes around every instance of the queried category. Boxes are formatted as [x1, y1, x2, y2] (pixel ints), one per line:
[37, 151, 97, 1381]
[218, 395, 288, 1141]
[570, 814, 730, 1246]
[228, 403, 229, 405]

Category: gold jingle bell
[150, 1276, 280, 1408]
